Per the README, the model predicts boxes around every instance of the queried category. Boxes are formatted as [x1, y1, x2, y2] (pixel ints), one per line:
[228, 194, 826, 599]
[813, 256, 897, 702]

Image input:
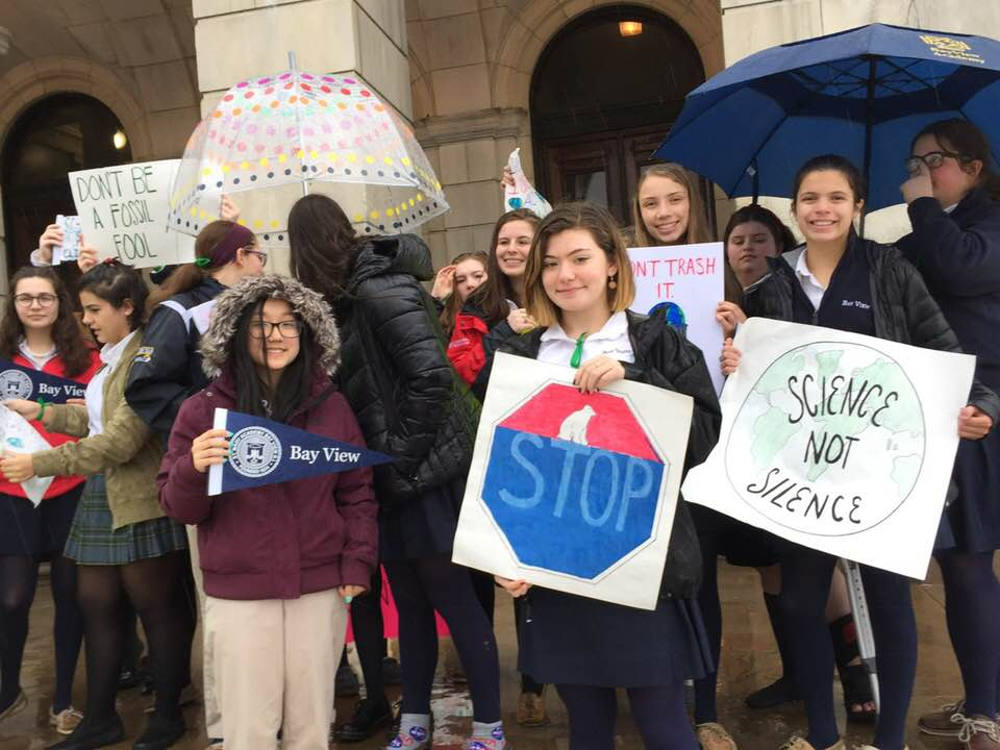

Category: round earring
[608, 275, 618, 290]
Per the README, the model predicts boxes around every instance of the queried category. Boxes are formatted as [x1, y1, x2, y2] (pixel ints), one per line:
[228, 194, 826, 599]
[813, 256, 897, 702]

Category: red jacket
[0, 350, 102, 500]
[447, 311, 490, 385]
[157, 369, 378, 601]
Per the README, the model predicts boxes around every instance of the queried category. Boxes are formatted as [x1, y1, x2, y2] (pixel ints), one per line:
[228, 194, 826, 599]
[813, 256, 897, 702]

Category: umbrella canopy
[168, 68, 448, 246]
[655, 23, 1000, 211]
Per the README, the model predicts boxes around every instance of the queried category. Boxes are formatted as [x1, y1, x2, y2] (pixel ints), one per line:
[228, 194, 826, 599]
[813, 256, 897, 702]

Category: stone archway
[492, 0, 724, 114]
[0, 56, 152, 161]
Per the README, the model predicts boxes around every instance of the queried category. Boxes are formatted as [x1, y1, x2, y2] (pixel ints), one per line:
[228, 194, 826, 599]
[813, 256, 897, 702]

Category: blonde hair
[631, 163, 712, 246]
[524, 202, 636, 328]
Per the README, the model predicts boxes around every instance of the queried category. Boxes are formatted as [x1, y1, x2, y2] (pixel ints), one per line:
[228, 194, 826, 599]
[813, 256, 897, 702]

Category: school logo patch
[229, 426, 282, 478]
[0, 369, 33, 400]
[134, 346, 155, 364]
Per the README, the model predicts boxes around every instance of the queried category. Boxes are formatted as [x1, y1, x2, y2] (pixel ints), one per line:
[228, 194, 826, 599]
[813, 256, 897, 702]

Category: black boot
[746, 593, 801, 708]
[132, 712, 186, 750]
[829, 613, 876, 723]
[335, 696, 393, 742]
[335, 656, 361, 697]
[47, 714, 125, 750]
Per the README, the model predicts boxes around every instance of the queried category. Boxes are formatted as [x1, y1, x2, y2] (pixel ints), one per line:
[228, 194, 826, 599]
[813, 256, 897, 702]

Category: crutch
[839, 558, 880, 713]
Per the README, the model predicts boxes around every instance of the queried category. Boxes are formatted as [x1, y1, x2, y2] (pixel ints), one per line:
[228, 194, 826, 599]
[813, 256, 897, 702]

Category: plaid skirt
[64, 475, 187, 565]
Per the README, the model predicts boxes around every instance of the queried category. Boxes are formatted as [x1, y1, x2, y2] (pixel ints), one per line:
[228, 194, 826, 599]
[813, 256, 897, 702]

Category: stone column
[192, 0, 411, 270]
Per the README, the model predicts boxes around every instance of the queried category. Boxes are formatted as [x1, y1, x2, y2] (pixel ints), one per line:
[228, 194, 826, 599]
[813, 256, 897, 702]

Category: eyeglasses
[248, 320, 302, 339]
[243, 248, 268, 266]
[13, 293, 57, 308]
[905, 150, 964, 175]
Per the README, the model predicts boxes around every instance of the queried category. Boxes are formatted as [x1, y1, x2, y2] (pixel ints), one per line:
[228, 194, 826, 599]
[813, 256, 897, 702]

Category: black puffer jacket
[333, 234, 480, 505]
[478, 309, 722, 600]
[743, 237, 1000, 422]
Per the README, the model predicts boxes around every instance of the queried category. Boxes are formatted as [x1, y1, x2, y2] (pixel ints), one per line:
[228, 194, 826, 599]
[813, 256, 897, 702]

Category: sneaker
[336, 661, 361, 697]
[918, 699, 967, 737]
[0, 690, 26, 722]
[49, 706, 84, 735]
[778, 737, 845, 750]
[335, 697, 392, 743]
[515, 690, 549, 727]
[47, 714, 125, 750]
[206, 740, 224, 750]
[467, 725, 507, 750]
[696, 722, 738, 750]
[957, 715, 1000, 750]
[387, 725, 432, 749]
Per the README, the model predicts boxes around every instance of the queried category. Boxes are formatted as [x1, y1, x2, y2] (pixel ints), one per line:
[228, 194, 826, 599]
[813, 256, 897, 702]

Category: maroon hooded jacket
[157, 369, 377, 600]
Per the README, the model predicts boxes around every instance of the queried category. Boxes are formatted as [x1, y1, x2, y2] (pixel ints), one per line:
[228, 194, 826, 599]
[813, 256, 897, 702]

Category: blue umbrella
[654, 23, 1000, 211]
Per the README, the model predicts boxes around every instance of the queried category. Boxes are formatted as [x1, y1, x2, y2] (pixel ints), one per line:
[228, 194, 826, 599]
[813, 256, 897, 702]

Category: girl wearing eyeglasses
[124, 219, 266, 748]
[0, 267, 101, 734]
[897, 119, 1000, 746]
[0, 261, 194, 750]
[158, 275, 377, 750]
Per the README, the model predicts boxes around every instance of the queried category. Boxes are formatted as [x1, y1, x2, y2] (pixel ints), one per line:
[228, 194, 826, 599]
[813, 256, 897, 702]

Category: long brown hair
[631, 163, 712, 247]
[524, 202, 636, 329]
[468, 208, 541, 327]
[439, 251, 488, 335]
[287, 194, 361, 301]
[146, 220, 246, 311]
[0, 267, 93, 376]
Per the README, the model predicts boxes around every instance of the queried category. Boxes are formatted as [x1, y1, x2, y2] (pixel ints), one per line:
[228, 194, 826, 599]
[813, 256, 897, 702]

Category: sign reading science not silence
[682, 318, 976, 579]
[452, 353, 694, 611]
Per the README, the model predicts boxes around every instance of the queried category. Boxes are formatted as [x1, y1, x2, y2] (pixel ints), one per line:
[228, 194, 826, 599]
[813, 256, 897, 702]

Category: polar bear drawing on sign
[558, 405, 596, 445]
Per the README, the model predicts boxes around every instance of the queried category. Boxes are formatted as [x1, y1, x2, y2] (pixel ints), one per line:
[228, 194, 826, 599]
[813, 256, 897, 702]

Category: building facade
[0, 0, 998, 291]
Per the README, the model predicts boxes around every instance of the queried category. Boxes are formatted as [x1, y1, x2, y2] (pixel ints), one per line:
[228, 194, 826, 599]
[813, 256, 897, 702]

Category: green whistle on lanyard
[570, 333, 588, 369]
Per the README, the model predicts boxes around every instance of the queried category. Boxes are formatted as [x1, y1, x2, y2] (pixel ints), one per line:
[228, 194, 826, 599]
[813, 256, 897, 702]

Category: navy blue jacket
[896, 188, 1000, 392]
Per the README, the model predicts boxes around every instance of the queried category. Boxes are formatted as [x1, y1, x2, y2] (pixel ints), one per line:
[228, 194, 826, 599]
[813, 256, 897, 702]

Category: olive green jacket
[32, 330, 165, 530]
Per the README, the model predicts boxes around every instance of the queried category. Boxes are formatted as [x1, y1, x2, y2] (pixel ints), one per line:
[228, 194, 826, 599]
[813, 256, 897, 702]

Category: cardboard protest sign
[0, 359, 87, 403]
[69, 160, 194, 268]
[682, 318, 976, 579]
[628, 243, 725, 393]
[452, 352, 693, 610]
[0, 407, 53, 506]
[207, 409, 392, 496]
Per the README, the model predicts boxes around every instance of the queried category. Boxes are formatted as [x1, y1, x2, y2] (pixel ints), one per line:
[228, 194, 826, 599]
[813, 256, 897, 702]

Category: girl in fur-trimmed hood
[158, 273, 377, 750]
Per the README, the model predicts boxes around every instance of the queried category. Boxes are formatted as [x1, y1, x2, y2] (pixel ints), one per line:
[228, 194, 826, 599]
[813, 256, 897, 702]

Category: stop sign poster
[452, 352, 694, 611]
[682, 318, 975, 579]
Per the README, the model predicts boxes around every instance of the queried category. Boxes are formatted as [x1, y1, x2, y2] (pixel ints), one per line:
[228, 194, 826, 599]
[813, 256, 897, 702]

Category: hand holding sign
[958, 405, 992, 439]
[3, 399, 41, 422]
[191, 428, 230, 473]
[0, 406, 53, 505]
[1, 451, 34, 483]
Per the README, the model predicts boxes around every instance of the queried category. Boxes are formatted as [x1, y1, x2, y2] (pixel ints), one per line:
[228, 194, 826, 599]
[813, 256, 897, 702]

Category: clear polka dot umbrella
[168, 68, 448, 246]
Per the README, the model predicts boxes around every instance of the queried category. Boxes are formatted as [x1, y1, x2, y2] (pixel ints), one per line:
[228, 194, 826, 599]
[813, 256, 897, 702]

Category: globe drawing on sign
[648, 301, 688, 335]
[725, 342, 925, 536]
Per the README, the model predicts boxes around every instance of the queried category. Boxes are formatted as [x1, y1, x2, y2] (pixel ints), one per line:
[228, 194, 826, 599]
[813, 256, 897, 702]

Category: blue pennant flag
[207, 408, 393, 496]
[0, 359, 87, 403]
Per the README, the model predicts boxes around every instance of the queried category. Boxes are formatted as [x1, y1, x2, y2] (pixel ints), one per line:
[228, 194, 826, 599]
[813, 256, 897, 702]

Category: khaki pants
[205, 589, 348, 750]
[187, 524, 223, 739]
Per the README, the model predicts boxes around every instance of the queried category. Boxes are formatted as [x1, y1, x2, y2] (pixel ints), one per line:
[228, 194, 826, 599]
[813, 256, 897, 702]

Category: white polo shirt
[794, 250, 827, 311]
[537, 310, 635, 366]
[86, 331, 136, 436]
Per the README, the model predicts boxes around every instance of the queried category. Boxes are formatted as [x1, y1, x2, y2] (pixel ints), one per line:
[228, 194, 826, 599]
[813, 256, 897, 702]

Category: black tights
[937, 550, 1000, 717]
[556, 682, 697, 749]
[350, 567, 386, 700]
[384, 556, 501, 722]
[779, 548, 915, 750]
[0, 554, 81, 712]
[76, 552, 195, 723]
